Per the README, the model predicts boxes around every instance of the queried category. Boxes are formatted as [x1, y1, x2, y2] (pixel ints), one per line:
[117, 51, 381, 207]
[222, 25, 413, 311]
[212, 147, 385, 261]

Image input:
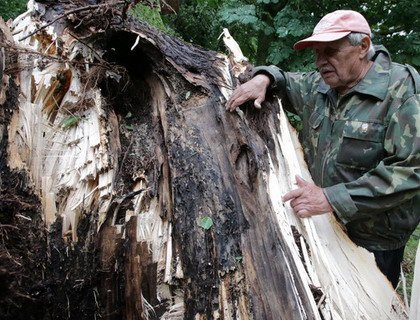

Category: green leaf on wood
[125, 124, 134, 131]
[198, 216, 213, 230]
[60, 116, 80, 129]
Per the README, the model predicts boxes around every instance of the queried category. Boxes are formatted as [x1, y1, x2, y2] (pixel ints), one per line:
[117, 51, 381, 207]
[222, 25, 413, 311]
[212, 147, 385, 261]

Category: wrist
[253, 74, 271, 87]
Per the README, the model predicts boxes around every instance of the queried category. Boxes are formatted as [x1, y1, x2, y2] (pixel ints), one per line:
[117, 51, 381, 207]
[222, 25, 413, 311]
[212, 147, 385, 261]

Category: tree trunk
[0, 2, 411, 319]
[161, 0, 179, 14]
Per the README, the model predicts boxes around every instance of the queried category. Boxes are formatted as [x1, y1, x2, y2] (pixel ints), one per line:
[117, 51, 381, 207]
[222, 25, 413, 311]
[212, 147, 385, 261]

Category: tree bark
[0, 2, 411, 319]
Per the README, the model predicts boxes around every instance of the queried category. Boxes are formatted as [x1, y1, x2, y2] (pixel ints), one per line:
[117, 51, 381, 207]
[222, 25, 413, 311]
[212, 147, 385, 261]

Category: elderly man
[226, 10, 420, 288]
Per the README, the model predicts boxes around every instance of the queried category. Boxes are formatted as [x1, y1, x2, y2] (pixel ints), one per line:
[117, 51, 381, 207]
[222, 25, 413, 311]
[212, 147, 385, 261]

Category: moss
[130, 3, 168, 33]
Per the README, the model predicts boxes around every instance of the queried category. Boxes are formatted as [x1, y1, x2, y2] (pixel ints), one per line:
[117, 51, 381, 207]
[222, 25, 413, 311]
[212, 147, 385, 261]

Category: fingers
[292, 202, 311, 218]
[282, 176, 307, 203]
[283, 180, 332, 218]
[281, 188, 303, 202]
[226, 87, 264, 112]
[254, 97, 263, 109]
[295, 209, 310, 218]
[225, 74, 270, 112]
[226, 88, 253, 112]
[295, 175, 308, 187]
[289, 196, 310, 218]
[290, 196, 305, 209]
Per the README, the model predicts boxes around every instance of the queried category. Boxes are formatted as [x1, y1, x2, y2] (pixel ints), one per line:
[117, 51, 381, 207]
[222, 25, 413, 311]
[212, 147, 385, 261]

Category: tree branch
[19, 2, 125, 41]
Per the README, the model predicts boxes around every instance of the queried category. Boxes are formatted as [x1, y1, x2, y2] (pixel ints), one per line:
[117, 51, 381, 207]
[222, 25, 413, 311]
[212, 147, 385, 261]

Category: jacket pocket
[387, 198, 419, 233]
[307, 110, 324, 149]
[308, 110, 323, 129]
[336, 121, 385, 170]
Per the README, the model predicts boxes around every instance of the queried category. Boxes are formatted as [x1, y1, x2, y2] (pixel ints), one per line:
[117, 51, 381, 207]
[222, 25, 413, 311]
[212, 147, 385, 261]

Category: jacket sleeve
[323, 94, 420, 224]
[252, 65, 286, 90]
[251, 65, 320, 116]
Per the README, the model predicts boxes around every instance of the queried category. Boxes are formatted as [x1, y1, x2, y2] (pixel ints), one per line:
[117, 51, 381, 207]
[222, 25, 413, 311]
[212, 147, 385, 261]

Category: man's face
[313, 38, 365, 93]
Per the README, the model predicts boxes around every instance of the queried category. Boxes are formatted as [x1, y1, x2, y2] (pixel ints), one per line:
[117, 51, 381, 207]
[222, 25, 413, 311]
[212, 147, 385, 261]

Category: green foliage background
[163, 0, 420, 71]
[0, 0, 26, 21]
[2, 0, 418, 70]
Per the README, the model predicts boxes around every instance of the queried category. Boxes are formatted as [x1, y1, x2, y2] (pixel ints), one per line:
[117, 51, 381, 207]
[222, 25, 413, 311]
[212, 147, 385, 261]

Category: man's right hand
[226, 74, 271, 112]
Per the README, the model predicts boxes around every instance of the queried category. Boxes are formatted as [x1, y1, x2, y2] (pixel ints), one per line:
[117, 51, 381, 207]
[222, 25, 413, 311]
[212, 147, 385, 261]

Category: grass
[398, 224, 420, 303]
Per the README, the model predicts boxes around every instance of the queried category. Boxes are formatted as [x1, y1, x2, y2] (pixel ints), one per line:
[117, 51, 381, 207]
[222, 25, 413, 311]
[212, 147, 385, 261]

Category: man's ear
[359, 36, 371, 59]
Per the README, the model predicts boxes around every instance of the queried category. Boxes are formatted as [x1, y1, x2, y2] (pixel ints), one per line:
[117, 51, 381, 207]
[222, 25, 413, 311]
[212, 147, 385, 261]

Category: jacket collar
[317, 45, 391, 101]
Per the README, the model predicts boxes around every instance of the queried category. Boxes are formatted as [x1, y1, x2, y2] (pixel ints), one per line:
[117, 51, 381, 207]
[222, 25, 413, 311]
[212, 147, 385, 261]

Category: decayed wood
[0, 1, 413, 319]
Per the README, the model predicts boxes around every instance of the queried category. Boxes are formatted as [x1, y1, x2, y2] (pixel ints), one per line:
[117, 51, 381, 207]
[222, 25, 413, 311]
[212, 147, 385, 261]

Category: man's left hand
[282, 175, 333, 218]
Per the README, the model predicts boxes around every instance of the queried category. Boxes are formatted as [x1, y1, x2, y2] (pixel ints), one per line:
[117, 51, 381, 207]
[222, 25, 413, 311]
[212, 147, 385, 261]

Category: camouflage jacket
[254, 46, 420, 250]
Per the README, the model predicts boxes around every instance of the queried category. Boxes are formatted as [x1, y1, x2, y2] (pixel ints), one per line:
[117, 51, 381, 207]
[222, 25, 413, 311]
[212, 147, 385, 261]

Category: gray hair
[347, 32, 376, 60]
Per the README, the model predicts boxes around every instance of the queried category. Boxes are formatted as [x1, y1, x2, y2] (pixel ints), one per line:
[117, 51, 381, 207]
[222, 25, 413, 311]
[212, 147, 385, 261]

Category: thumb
[254, 96, 264, 109]
[295, 175, 308, 187]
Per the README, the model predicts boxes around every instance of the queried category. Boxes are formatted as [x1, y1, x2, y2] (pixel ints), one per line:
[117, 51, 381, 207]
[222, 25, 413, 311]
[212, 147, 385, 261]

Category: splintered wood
[8, 9, 118, 240]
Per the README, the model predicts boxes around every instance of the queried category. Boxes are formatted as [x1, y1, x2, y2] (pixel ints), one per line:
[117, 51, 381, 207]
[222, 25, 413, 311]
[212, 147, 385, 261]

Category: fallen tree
[0, 1, 414, 319]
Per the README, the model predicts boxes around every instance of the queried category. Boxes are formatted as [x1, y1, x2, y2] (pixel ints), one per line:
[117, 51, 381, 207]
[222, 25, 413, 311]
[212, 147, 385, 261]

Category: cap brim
[293, 31, 351, 50]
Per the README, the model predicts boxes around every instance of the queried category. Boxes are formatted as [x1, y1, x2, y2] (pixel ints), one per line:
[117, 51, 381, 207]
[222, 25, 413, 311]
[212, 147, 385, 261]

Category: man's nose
[315, 53, 327, 67]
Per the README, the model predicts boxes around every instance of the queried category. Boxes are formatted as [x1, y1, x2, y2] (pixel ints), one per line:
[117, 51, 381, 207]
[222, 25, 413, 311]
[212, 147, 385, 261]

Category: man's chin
[322, 76, 338, 88]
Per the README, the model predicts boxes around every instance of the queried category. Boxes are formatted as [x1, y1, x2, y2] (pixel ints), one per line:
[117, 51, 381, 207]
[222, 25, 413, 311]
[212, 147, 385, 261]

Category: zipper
[385, 212, 392, 231]
[320, 97, 334, 186]
[320, 140, 331, 186]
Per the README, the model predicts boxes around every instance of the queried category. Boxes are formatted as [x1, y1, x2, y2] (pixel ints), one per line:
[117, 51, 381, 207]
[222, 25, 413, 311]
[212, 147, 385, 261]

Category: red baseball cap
[294, 10, 371, 50]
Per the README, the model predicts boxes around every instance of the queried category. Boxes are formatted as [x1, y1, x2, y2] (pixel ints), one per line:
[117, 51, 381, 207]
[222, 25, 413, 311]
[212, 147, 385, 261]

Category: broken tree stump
[0, 1, 411, 319]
